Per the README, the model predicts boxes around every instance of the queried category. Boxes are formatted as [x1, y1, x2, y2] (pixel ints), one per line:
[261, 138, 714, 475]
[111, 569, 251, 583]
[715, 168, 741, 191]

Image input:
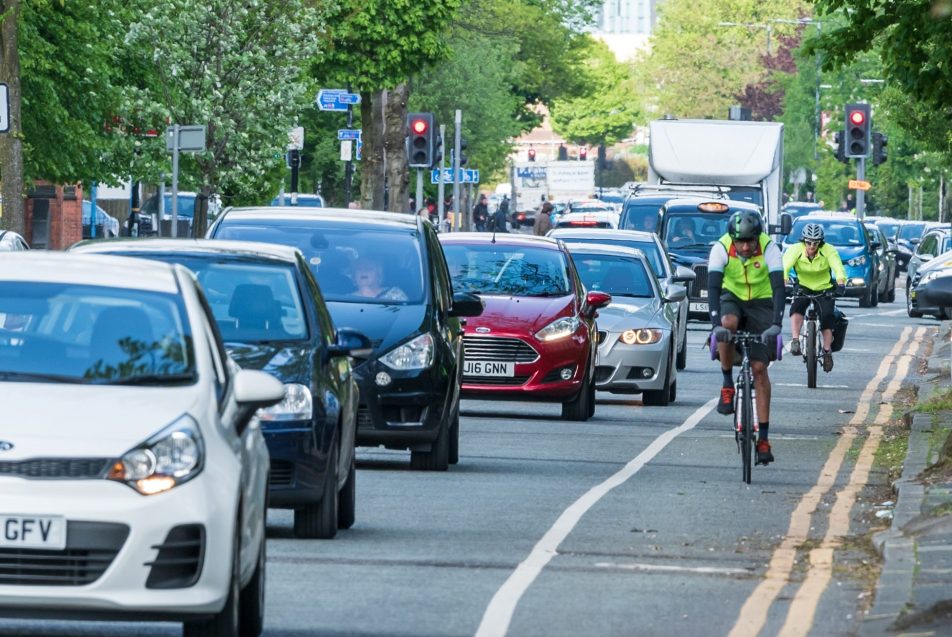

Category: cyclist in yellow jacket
[782, 223, 847, 372]
[709, 209, 786, 466]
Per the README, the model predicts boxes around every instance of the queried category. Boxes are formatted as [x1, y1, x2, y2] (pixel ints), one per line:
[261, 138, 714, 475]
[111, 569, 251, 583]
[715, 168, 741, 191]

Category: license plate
[0, 514, 66, 550]
[699, 289, 708, 298]
[463, 361, 515, 377]
[689, 302, 709, 313]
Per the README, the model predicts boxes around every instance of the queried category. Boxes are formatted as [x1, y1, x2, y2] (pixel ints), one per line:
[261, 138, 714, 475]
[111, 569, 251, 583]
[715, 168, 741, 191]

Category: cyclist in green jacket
[709, 209, 786, 466]
[782, 223, 847, 372]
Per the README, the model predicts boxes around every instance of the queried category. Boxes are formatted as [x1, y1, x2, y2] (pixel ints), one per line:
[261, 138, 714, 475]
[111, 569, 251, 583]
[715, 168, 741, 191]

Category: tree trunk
[0, 0, 24, 235]
[359, 90, 386, 211]
[383, 83, 409, 213]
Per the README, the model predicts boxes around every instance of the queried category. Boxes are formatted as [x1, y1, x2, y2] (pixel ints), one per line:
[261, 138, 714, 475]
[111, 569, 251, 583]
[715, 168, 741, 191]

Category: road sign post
[166, 124, 206, 237]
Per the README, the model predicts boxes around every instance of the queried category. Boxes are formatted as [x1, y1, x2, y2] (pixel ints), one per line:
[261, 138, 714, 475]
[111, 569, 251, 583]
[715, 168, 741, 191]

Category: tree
[124, 0, 325, 233]
[0, 0, 23, 233]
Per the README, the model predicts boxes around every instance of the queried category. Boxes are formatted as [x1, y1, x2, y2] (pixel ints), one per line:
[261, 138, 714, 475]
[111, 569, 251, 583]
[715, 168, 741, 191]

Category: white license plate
[689, 302, 709, 313]
[0, 514, 66, 550]
[464, 361, 515, 377]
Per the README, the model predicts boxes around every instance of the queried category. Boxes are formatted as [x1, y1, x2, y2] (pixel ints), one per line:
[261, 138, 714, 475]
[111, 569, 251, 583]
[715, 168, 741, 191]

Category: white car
[554, 201, 620, 230]
[0, 252, 284, 636]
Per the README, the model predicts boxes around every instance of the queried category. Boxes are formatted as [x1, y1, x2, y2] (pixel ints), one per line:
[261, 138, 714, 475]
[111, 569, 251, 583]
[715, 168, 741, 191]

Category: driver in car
[353, 257, 408, 301]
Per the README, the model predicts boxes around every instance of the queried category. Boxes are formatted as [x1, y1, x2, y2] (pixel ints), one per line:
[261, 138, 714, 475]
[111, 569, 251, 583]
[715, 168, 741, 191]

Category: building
[592, 0, 660, 61]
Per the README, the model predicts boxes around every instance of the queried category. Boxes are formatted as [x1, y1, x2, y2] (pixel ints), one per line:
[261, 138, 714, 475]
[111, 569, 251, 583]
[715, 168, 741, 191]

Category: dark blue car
[70, 238, 370, 539]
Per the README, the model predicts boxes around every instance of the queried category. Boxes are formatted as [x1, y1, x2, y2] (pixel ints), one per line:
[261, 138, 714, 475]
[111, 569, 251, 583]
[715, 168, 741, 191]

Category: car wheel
[859, 285, 873, 308]
[561, 367, 592, 421]
[906, 284, 923, 318]
[448, 407, 460, 465]
[587, 374, 596, 418]
[676, 332, 687, 370]
[642, 342, 674, 407]
[238, 528, 266, 637]
[293, 445, 339, 539]
[410, 418, 449, 471]
[184, 519, 240, 637]
[871, 282, 879, 307]
[337, 454, 356, 530]
[883, 280, 896, 303]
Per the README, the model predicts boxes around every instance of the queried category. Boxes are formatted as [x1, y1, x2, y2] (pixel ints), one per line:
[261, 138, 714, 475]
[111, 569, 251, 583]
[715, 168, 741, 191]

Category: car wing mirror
[664, 284, 687, 303]
[449, 292, 484, 318]
[584, 290, 612, 317]
[672, 265, 696, 283]
[233, 369, 285, 434]
[330, 327, 374, 359]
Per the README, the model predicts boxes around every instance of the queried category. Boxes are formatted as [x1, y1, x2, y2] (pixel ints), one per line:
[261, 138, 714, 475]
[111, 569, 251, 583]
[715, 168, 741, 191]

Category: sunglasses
[804, 240, 821, 246]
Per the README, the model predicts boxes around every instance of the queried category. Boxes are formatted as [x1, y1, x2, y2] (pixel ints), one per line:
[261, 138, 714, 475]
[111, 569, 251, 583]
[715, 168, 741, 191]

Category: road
[1, 287, 936, 637]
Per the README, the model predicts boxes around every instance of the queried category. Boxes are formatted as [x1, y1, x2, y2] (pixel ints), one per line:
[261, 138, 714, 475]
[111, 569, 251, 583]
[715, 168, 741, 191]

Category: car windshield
[899, 223, 926, 242]
[725, 186, 763, 208]
[784, 219, 866, 247]
[442, 244, 571, 297]
[557, 236, 666, 278]
[0, 282, 194, 384]
[122, 255, 308, 343]
[572, 254, 654, 298]
[270, 195, 324, 207]
[620, 203, 661, 232]
[215, 222, 425, 304]
[876, 222, 900, 240]
[141, 195, 196, 219]
[661, 212, 730, 246]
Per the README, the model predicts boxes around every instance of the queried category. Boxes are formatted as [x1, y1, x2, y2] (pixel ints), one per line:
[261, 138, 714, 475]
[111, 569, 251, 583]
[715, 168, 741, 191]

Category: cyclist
[709, 209, 786, 466]
[782, 223, 846, 372]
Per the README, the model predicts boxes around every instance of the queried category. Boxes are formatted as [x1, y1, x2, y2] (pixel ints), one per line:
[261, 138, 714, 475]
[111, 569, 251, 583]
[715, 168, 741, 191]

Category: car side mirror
[664, 284, 687, 303]
[920, 253, 934, 262]
[673, 265, 696, 283]
[233, 369, 286, 434]
[769, 213, 793, 237]
[449, 291, 484, 318]
[329, 327, 374, 359]
[584, 290, 612, 317]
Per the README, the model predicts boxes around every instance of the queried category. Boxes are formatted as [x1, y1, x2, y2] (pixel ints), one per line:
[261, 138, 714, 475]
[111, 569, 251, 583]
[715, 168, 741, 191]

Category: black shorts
[720, 293, 774, 363]
[789, 288, 835, 331]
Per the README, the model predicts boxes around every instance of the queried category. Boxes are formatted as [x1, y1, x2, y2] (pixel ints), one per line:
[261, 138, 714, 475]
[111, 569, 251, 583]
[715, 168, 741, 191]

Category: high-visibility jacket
[717, 233, 774, 301]
[782, 241, 846, 291]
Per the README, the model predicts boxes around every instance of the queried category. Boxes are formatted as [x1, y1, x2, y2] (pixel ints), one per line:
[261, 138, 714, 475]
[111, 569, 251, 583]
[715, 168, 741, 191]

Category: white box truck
[647, 118, 784, 227]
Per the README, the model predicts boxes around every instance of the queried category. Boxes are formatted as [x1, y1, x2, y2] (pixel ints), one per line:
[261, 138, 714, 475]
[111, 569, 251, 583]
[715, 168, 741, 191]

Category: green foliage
[549, 37, 638, 146]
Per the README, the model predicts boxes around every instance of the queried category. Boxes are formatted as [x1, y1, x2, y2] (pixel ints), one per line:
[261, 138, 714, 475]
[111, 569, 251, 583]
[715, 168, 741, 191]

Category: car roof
[802, 211, 861, 221]
[0, 252, 181, 293]
[563, 242, 648, 260]
[219, 206, 421, 231]
[439, 232, 561, 248]
[548, 228, 657, 242]
[70, 238, 302, 264]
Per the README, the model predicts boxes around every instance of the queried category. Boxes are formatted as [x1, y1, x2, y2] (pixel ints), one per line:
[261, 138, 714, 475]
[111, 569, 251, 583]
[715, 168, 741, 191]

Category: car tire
[859, 286, 873, 308]
[676, 332, 687, 370]
[587, 375, 596, 418]
[410, 418, 450, 471]
[184, 518, 241, 637]
[561, 366, 592, 421]
[642, 343, 674, 407]
[884, 282, 896, 303]
[871, 283, 879, 307]
[337, 454, 356, 530]
[238, 529, 266, 637]
[448, 407, 460, 465]
[906, 283, 923, 318]
[293, 445, 339, 539]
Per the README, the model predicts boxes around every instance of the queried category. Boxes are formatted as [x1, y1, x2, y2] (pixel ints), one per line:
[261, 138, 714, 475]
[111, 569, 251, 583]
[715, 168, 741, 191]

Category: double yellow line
[728, 326, 928, 637]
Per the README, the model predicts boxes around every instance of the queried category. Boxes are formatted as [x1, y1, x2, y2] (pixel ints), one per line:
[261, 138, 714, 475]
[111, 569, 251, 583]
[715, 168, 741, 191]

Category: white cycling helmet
[801, 223, 825, 243]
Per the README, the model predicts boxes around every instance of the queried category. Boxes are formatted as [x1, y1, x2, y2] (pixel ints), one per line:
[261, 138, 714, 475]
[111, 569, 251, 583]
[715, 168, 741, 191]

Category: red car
[439, 233, 610, 421]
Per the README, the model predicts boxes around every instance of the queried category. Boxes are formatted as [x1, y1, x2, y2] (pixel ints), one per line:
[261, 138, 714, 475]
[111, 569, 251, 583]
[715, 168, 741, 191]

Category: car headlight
[620, 328, 663, 345]
[847, 255, 867, 266]
[257, 383, 310, 421]
[108, 415, 204, 496]
[534, 316, 580, 342]
[381, 333, 434, 370]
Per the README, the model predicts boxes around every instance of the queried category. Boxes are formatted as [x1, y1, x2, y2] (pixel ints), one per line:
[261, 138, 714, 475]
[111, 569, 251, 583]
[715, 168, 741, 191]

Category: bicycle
[730, 331, 761, 485]
[790, 286, 837, 389]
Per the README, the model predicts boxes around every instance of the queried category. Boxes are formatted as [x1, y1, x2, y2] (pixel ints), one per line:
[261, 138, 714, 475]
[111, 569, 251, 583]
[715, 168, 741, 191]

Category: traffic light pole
[437, 124, 446, 229]
[344, 88, 354, 205]
[415, 169, 423, 215]
[453, 109, 462, 232]
[856, 156, 866, 220]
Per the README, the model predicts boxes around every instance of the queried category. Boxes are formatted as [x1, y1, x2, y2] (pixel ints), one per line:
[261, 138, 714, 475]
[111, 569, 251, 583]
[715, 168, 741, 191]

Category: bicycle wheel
[806, 319, 818, 389]
[740, 373, 753, 484]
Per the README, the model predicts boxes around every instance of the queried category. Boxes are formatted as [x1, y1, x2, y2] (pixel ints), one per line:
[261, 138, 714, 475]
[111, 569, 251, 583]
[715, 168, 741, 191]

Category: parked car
[0, 229, 28, 251]
[564, 242, 683, 405]
[0, 251, 284, 636]
[70, 239, 370, 538]
[439, 233, 611, 421]
[140, 191, 223, 235]
[81, 200, 121, 238]
[270, 193, 325, 207]
[547, 227, 694, 370]
[783, 212, 881, 307]
[907, 227, 952, 291]
[864, 222, 898, 301]
[895, 221, 928, 272]
[207, 207, 483, 470]
[554, 200, 620, 229]
[908, 249, 952, 318]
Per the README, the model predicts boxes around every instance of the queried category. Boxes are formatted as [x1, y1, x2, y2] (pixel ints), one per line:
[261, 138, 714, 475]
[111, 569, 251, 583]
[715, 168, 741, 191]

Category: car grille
[269, 460, 294, 487]
[0, 521, 128, 586]
[145, 524, 205, 589]
[0, 458, 114, 480]
[357, 406, 374, 428]
[690, 265, 709, 299]
[463, 336, 538, 363]
[463, 375, 531, 386]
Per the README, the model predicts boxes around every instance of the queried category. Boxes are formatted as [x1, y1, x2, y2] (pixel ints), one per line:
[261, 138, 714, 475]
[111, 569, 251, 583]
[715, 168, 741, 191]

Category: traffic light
[834, 131, 848, 164]
[458, 137, 468, 167]
[844, 103, 871, 158]
[558, 144, 568, 161]
[579, 147, 588, 161]
[286, 148, 301, 169]
[528, 148, 536, 161]
[873, 132, 888, 166]
[406, 112, 436, 168]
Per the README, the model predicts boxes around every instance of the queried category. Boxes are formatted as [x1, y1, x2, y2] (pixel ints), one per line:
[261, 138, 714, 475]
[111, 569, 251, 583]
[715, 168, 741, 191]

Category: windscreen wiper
[0, 371, 86, 384]
[98, 372, 198, 386]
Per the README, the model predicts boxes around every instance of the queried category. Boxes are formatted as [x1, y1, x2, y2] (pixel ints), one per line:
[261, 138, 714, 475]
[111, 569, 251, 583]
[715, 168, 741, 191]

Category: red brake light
[411, 119, 428, 134]
[849, 110, 865, 126]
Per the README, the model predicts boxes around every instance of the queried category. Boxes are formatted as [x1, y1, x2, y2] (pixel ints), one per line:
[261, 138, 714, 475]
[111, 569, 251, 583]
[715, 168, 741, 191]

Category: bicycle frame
[731, 331, 760, 485]
[792, 289, 834, 389]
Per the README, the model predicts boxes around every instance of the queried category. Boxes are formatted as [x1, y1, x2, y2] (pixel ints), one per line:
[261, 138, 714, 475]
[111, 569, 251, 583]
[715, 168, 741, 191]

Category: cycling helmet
[801, 223, 825, 243]
[727, 210, 764, 241]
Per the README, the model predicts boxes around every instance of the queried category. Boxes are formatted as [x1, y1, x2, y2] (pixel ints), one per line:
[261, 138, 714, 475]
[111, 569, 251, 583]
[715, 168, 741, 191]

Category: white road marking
[776, 383, 850, 389]
[474, 397, 718, 637]
[594, 561, 752, 576]
[855, 322, 901, 327]
[849, 309, 906, 318]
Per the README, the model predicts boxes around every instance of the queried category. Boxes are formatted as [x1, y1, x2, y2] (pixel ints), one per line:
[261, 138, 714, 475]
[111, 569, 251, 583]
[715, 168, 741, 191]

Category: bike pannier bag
[831, 309, 848, 353]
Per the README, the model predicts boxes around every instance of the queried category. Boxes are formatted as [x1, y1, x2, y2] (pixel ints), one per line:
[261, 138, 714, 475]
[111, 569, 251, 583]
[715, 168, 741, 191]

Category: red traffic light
[411, 119, 428, 135]
[579, 147, 588, 160]
[848, 110, 866, 126]
[528, 148, 536, 160]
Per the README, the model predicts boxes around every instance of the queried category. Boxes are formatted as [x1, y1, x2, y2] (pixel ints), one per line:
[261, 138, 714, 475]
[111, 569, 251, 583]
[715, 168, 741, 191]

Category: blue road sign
[317, 89, 360, 112]
[337, 129, 362, 141]
[429, 168, 480, 184]
[338, 93, 361, 105]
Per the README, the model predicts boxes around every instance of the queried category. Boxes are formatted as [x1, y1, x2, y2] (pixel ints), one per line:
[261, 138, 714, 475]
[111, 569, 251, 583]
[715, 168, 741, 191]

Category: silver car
[548, 228, 694, 370]
[564, 243, 685, 406]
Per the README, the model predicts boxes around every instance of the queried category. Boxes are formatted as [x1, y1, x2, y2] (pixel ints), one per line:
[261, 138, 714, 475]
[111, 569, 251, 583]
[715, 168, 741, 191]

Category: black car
[895, 221, 928, 272]
[70, 238, 369, 539]
[864, 223, 898, 302]
[207, 207, 483, 471]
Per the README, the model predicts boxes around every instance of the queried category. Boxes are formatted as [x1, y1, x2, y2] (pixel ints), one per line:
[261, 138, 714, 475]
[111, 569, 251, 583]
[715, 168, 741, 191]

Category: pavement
[861, 321, 952, 636]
